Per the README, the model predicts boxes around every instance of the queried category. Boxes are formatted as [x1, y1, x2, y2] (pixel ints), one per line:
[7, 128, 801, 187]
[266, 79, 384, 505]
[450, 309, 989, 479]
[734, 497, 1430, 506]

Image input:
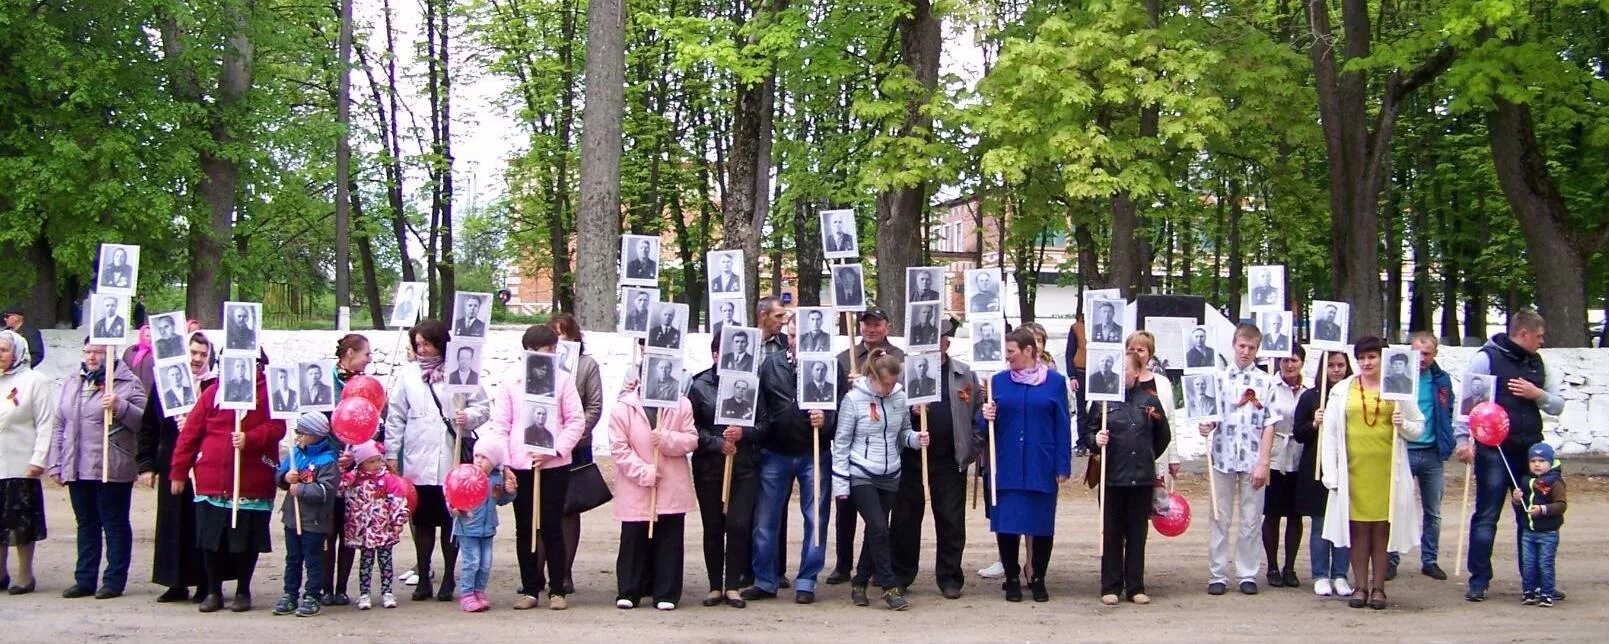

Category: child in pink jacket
[609, 387, 696, 611]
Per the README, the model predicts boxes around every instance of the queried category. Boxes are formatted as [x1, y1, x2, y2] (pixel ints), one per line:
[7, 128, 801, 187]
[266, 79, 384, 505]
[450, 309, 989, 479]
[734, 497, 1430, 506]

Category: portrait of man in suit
[719, 377, 757, 422]
[1091, 301, 1123, 344]
[453, 295, 486, 337]
[302, 362, 334, 405]
[720, 331, 755, 372]
[969, 271, 1000, 313]
[1260, 313, 1291, 352]
[1089, 354, 1120, 395]
[648, 305, 681, 350]
[803, 361, 834, 403]
[712, 300, 743, 333]
[623, 291, 652, 333]
[1315, 304, 1343, 343]
[271, 369, 298, 412]
[448, 346, 479, 385]
[524, 405, 555, 450]
[626, 238, 658, 281]
[799, 309, 832, 353]
[709, 252, 742, 293]
[908, 270, 940, 303]
[906, 356, 937, 398]
[1186, 326, 1216, 368]
[99, 247, 135, 290]
[646, 358, 680, 403]
[823, 212, 857, 255]
[1251, 268, 1280, 307]
[160, 365, 194, 410]
[153, 315, 183, 360]
[908, 304, 939, 347]
[1460, 377, 1492, 417]
[973, 321, 1002, 361]
[391, 284, 418, 326]
[1185, 374, 1218, 418]
[833, 266, 863, 307]
[1384, 352, 1414, 396]
[93, 296, 126, 341]
[223, 358, 254, 403]
[226, 304, 257, 351]
[526, 354, 556, 398]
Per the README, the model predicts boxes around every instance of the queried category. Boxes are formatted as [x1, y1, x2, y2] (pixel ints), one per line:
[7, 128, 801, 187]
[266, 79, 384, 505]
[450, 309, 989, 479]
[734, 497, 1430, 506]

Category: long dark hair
[550, 313, 585, 354]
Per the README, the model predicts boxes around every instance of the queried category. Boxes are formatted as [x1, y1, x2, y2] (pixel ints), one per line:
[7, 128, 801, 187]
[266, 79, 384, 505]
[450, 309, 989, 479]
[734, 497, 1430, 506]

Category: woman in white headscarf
[0, 329, 54, 594]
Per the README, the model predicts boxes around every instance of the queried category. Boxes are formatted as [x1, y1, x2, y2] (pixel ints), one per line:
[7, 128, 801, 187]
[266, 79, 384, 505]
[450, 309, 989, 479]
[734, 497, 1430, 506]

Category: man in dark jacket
[1454, 311, 1565, 602]
[889, 322, 980, 597]
[1388, 332, 1456, 581]
[2, 308, 44, 368]
[685, 334, 765, 605]
[829, 308, 905, 584]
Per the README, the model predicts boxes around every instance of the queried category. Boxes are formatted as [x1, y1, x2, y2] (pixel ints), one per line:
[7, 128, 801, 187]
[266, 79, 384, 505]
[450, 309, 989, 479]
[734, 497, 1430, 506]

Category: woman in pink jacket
[487, 325, 583, 610]
[609, 382, 696, 611]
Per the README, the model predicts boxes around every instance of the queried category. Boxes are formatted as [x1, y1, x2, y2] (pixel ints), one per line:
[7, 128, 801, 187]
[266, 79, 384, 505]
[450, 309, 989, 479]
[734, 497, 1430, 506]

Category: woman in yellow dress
[1317, 337, 1423, 611]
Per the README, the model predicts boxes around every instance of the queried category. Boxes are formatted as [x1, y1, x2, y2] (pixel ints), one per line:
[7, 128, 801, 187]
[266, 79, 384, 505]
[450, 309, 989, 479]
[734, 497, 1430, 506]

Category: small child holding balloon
[341, 440, 410, 610]
[1511, 442, 1566, 607]
[272, 414, 341, 617]
[452, 441, 517, 612]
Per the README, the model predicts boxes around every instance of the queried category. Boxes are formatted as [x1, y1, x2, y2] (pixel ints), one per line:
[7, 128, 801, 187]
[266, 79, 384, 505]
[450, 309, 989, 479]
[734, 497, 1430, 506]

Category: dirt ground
[0, 463, 1602, 642]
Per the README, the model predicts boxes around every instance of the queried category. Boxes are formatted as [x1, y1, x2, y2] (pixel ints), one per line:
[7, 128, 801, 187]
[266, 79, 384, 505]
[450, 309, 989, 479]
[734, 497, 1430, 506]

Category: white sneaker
[979, 562, 1005, 579]
[381, 592, 397, 609]
[616, 598, 634, 609]
[655, 601, 675, 611]
[1332, 577, 1354, 597]
[402, 571, 419, 586]
[357, 594, 372, 610]
[1314, 578, 1333, 597]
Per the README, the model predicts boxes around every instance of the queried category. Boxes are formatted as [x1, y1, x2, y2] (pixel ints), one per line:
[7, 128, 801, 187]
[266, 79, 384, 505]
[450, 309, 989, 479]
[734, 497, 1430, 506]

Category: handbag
[425, 382, 476, 465]
[564, 461, 613, 515]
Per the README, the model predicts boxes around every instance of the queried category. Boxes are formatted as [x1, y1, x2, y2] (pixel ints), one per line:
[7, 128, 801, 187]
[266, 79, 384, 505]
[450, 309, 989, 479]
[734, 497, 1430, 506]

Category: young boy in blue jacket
[274, 414, 341, 617]
[1512, 442, 1566, 607]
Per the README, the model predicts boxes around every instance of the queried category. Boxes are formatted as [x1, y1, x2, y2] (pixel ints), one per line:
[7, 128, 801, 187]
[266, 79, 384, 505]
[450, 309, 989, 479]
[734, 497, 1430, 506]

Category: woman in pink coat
[609, 382, 696, 611]
[486, 325, 584, 610]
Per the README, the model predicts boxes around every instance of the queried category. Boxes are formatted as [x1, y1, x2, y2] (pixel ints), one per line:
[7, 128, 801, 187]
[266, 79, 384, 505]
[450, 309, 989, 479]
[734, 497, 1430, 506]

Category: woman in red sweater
[170, 356, 287, 613]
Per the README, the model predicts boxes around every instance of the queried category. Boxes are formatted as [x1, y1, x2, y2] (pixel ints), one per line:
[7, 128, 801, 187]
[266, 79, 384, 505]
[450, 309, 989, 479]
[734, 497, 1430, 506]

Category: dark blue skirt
[990, 489, 1057, 537]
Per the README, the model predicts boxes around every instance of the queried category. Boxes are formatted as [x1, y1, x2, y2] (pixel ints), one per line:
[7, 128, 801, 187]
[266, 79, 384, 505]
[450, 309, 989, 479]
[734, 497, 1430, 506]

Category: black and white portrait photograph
[557, 341, 580, 375]
[906, 267, 943, 304]
[87, 292, 130, 345]
[524, 352, 558, 401]
[1142, 316, 1194, 372]
[618, 287, 659, 338]
[445, 341, 482, 389]
[298, 360, 336, 412]
[1257, 311, 1294, 357]
[219, 355, 257, 411]
[715, 373, 760, 427]
[1084, 349, 1126, 403]
[621, 235, 662, 286]
[452, 292, 491, 339]
[1183, 325, 1219, 373]
[709, 296, 747, 333]
[96, 243, 141, 295]
[155, 363, 197, 418]
[905, 302, 941, 352]
[797, 358, 838, 410]
[903, 353, 942, 405]
[641, 355, 685, 409]
[646, 301, 688, 353]
[519, 402, 558, 456]
[706, 249, 745, 295]
[717, 325, 761, 376]
[796, 307, 835, 355]
[1380, 347, 1419, 401]
[1181, 373, 1221, 422]
[964, 268, 1002, 315]
[1309, 300, 1350, 351]
[1088, 298, 1126, 346]
[267, 365, 301, 420]
[1459, 374, 1497, 420]
[820, 209, 859, 260]
[150, 311, 187, 363]
[970, 319, 1005, 370]
[832, 264, 866, 311]
[1248, 265, 1286, 312]
[222, 301, 261, 354]
[388, 282, 426, 328]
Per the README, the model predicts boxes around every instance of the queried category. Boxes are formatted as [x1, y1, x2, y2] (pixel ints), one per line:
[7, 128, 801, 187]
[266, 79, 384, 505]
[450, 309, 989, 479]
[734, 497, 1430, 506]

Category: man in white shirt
[1198, 323, 1282, 596]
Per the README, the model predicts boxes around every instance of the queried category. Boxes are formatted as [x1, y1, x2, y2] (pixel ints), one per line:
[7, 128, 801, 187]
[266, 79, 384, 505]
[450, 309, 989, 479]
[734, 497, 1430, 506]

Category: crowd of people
[0, 300, 1573, 617]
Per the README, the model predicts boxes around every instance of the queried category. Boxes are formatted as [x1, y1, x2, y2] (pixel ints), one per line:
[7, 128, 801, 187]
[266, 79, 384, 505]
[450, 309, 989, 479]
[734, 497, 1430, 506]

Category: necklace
[1358, 379, 1380, 427]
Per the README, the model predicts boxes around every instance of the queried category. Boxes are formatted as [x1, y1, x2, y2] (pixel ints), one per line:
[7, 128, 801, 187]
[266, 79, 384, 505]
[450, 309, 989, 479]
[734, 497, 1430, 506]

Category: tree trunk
[1211, 185, 1224, 302]
[435, 0, 456, 321]
[1227, 178, 1244, 321]
[575, 0, 626, 329]
[873, 0, 941, 329]
[1486, 99, 1595, 347]
[351, 182, 387, 330]
[20, 235, 59, 327]
[1384, 169, 1402, 339]
[380, 0, 415, 282]
[549, 0, 578, 312]
[793, 202, 824, 305]
[1438, 189, 1461, 344]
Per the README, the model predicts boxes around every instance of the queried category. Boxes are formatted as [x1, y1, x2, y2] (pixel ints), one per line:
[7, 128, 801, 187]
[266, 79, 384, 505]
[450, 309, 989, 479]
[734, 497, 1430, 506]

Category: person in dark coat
[687, 335, 762, 607]
[1291, 350, 1354, 598]
[1080, 350, 1171, 605]
[1, 309, 44, 368]
[137, 333, 222, 603]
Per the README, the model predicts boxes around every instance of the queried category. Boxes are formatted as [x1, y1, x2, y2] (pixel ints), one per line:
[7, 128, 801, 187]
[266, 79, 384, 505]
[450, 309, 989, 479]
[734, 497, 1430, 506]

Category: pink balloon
[331, 397, 380, 446]
[342, 375, 387, 411]
[443, 463, 489, 512]
[1151, 492, 1192, 538]
[1469, 402, 1510, 448]
[387, 474, 419, 515]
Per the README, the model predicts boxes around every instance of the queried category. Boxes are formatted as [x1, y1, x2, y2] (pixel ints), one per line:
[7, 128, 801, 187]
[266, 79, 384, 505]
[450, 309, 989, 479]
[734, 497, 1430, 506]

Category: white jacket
[1147, 374, 1177, 478]
[0, 369, 55, 478]
[1319, 375, 1424, 553]
[384, 363, 490, 486]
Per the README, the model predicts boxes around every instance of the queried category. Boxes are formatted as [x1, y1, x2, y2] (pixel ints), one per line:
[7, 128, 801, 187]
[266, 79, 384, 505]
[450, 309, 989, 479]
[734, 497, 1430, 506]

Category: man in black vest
[1453, 310, 1564, 602]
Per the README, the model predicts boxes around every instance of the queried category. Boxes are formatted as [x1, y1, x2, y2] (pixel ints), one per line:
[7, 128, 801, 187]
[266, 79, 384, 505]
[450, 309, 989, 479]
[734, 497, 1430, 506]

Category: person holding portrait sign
[1385, 332, 1457, 582]
[827, 308, 902, 584]
[138, 330, 218, 603]
[1261, 344, 1308, 590]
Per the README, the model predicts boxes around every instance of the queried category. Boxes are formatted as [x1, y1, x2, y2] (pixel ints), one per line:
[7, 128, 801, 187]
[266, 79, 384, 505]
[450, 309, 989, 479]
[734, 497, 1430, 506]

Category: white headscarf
[0, 329, 30, 377]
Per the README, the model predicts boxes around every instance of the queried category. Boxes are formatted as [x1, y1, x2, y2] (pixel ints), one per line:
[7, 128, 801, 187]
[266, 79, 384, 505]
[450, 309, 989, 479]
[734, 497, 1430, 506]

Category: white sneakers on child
[357, 595, 372, 610]
[978, 562, 1005, 579]
[1331, 577, 1354, 597]
[381, 592, 398, 609]
[1314, 578, 1333, 597]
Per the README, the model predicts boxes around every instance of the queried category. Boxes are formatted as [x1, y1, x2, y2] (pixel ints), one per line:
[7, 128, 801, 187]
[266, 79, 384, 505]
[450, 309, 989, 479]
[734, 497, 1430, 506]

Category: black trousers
[1101, 485, 1152, 596]
[513, 467, 571, 596]
[997, 534, 1052, 583]
[849, 484, 898, 590]
[890, 449, 967, 590]
[693, 466, 758, 591]
[835, 497, 857, 575]
[616, 514, 685, 605]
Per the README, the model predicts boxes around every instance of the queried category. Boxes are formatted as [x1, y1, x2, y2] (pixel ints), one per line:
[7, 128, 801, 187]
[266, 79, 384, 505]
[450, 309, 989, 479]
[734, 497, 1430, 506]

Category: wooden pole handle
[920, 406, 930, 504]
[648, 447, 661, 539]
[231, 411, 242, 529]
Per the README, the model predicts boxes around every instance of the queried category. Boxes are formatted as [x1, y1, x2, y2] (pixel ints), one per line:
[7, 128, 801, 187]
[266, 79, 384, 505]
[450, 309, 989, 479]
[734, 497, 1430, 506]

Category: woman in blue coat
[981, 328, 1071, 602]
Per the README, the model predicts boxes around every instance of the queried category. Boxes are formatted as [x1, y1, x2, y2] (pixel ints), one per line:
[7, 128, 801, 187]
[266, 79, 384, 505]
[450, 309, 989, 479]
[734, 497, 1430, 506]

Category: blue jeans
[1309, 513, 1350, 579]
[1467, 444, 1528, 592]
[1519, 530, 1558, 598]
[67, 481, 133, 592]
[751, 449, 830, 594]
[283, 529, 327, 597]
[1389, 447, 1444, 568]
[457, 535, 494, 596]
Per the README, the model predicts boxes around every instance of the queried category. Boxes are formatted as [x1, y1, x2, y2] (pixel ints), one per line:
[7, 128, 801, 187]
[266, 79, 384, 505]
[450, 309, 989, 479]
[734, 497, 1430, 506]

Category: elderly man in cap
[2, 308, 44, 367]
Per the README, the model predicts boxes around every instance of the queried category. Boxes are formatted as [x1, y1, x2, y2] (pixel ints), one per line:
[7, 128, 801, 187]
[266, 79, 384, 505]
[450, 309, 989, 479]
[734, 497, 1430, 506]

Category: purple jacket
[48, 361, 147, 483]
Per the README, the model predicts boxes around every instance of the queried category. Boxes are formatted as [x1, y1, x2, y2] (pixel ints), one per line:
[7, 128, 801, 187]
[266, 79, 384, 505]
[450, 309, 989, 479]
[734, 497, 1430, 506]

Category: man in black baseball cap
[2, 308, 44, 368]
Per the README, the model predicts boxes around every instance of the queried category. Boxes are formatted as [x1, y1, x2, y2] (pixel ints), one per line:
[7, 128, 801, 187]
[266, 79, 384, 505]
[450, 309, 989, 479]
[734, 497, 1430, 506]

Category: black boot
[1029, 578, 1049, 603]
[411, 571, 433, 602]
[1003, 578, 1023, 603]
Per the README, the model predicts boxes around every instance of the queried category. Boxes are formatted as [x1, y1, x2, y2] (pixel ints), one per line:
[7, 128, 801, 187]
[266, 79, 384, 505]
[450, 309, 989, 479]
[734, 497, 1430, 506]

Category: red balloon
[387, 474, 419, 515]
[1151, 492, 1192, 538]
[1469, 401, 1510, 448]
[343, 375, 387, 411]
[443, 463, 489, 512]
[331, 397, 380, 446]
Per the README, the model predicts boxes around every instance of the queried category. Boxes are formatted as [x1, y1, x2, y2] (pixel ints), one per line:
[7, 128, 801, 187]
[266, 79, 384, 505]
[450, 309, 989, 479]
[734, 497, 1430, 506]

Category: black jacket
[755, 352, 834, 456]
[1078, 388, 1170, 487]
[687, 367, 760, 480]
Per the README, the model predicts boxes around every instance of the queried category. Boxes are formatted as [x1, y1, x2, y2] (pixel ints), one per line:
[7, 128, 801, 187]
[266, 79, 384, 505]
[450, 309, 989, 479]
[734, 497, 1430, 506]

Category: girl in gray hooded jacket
[832, 350, 928, 610]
